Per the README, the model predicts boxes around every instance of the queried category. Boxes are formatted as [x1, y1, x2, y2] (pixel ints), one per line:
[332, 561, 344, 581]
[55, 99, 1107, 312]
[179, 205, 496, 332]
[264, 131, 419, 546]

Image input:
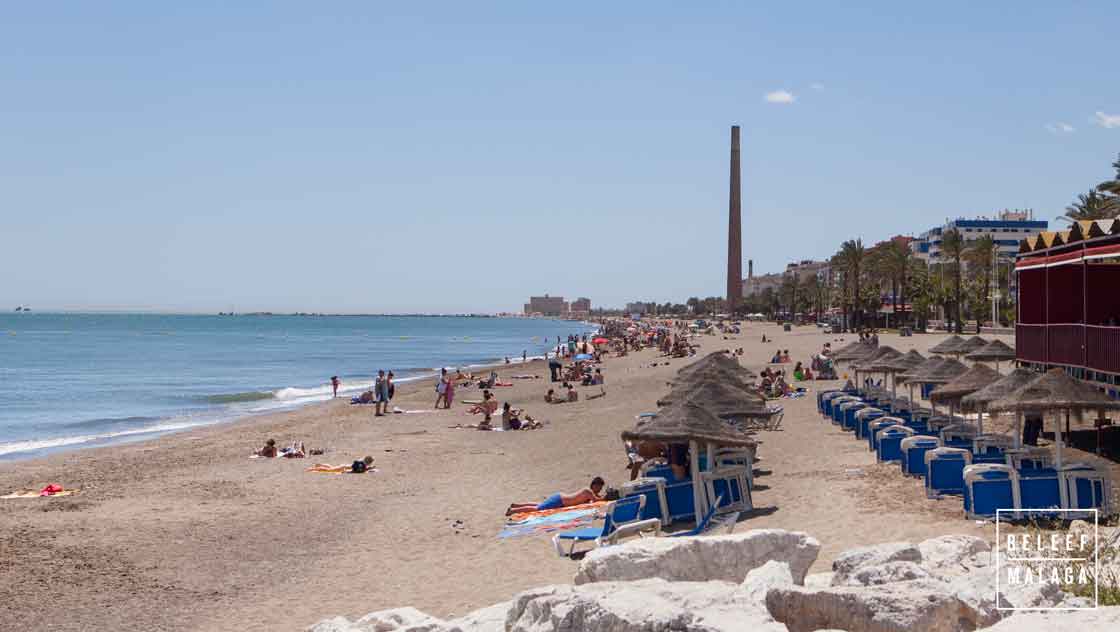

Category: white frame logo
[996, 508, 1099, 611]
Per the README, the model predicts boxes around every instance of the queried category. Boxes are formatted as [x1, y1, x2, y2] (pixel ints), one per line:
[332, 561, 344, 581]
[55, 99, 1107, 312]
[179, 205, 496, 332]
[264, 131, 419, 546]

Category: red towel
[39, 484, 64, 497]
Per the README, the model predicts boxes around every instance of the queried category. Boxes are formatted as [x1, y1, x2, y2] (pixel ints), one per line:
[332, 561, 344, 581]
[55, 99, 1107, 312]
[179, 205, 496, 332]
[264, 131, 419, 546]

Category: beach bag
[351, 460, 367, 474]
[437, 380, 447, 395]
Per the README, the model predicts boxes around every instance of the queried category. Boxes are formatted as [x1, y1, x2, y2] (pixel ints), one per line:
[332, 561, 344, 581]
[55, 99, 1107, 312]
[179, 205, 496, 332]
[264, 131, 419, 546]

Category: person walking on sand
[435, 368, 449, 409]
[331, 376, 340, 398]
[522, 350, 527, 363]
[374, 370, 389, 417]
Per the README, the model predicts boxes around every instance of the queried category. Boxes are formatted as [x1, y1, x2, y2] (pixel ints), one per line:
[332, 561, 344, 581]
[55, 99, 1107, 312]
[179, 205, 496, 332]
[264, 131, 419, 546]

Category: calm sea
[0, 313, 596, 459]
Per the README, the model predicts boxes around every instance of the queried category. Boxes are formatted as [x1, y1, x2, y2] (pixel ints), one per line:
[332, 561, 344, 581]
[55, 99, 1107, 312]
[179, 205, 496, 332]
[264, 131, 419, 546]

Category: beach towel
[306, 466, 380, 475]
[499, 503, 608, 539]
[505, 501, 609, 524]
[2, 487, 77, 499]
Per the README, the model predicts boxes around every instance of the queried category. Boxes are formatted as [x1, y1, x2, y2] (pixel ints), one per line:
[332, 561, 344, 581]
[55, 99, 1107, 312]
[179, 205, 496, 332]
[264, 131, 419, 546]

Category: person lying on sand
[257, 439, 278, 458]
[501, 402, 543, 430]
[280, 442, 306, 458]
[506, 477, 605, 515]
[306, 456, 374, 473]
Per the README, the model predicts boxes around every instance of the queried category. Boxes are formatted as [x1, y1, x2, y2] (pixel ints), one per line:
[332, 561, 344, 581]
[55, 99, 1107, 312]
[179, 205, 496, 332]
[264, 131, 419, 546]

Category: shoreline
[0, 321, 598, 462]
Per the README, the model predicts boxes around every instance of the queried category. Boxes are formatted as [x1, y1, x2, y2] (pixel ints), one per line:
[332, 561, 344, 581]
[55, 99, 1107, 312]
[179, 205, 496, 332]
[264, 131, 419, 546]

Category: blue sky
[2, 2, 1117, 313]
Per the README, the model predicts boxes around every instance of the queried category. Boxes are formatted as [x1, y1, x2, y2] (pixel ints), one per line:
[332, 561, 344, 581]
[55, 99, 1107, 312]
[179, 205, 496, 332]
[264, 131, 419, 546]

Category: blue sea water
[0, 313, 596, 459]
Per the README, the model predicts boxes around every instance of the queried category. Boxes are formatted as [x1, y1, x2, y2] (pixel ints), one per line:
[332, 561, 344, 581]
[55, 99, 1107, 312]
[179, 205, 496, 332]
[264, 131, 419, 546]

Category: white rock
[765, 580, 1001, 632]
[803, 572, 834, 588]
[574, 529, 820, 585]
[445, 602, 509, 632]
[980, 606, 1120, 630]
[741, 560, 795, 606]
[308, 616, 359, 632]
[506, 579, 787, 632]
[830, 541, 922, 585]
[918, 535, 991, 575]
[844, 561, 934, 586]
[352, 608, 450, 632]
[307, 608, 453, 632]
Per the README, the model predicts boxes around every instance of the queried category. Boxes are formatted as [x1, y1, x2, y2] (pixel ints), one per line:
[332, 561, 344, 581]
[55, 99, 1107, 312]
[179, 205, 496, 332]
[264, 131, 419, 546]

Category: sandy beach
[2, 322, 1112, 631]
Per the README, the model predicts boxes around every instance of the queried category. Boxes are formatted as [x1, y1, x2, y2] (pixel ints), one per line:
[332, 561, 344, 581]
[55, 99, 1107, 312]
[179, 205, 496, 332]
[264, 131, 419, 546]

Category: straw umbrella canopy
[622, 400, 758, 448]
[964, 339, 1016, 372]
[919, 359, 969, 385]
[960, 368, 1039, 447]
[929, 364, 1001, 434]
[988, 369, 1120, 492]
[622, 400, 756, 525]
[850, 345, 899, 394]
[834, 342, 878, 363]
[896, 357, 948, 385]
[928, 335, 966, 355]
[674, 352, 756, 382]
[873, 349, 925, 404]
[954, 336, 988, 357]
[657, 380, 769, 417]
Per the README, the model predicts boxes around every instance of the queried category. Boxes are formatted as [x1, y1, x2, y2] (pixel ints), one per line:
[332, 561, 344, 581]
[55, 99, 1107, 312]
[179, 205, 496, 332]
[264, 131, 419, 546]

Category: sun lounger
[901, 435, 941, 476]
[1017, 467, 1062, 516]
[666, 495, 739, 537]
[876, 425, 915, 463]
[840, 401, 869, 432]
[552, 495, 661, 557]
[854, 408, 885, 440]
[867, 418, 901, 452]
[1060, 463, 1112, 517]
[963, 464, 1019, 520]
[925, 447, 972, 498]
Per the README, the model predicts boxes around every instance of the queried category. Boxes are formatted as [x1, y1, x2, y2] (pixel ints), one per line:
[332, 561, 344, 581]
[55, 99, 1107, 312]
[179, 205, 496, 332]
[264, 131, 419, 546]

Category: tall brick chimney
[726, 125, 743, 311]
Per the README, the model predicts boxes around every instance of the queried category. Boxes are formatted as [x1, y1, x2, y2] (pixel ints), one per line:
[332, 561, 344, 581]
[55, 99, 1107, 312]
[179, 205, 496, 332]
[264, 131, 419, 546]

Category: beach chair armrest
[602, 518, 662, 545]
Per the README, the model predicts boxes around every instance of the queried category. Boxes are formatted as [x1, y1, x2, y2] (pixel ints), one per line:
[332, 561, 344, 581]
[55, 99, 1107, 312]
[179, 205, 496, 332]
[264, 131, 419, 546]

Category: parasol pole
[1057, 410, 1068, 509]
[689, 440, 705, 527]
[1014, 410, 1021, 449]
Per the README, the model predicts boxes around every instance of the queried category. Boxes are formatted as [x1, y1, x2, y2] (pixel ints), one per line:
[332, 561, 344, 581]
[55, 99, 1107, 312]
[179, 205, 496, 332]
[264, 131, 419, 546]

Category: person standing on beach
[444, 372, 456, 408]
[435, 368, 448, 409]
[374, 370, 389, 417]
[522, 350, 527, 363]
[331, 376, 340, 398]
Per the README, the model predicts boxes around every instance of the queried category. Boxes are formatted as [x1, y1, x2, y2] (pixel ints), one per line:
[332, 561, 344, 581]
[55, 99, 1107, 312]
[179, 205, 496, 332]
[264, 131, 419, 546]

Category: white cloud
[1045, 122, 1076, 134]
[810, 82, 825, 91]
[1093, 111, 1120, 129]
[764, 90, 796, 104]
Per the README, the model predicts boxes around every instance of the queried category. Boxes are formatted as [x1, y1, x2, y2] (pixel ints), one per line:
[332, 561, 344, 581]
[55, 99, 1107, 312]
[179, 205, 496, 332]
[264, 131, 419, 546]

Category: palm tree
[963, 235, 996, 327]
[1060, 190, 1116, 223]
[834, 239, 865, 330]
[941, 229, 965, 333]
[1098, 153, 1120, 216]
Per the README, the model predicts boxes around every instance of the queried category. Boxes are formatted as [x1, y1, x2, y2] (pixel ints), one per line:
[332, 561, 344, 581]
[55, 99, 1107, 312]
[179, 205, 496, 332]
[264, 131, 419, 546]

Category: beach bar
[1015, 219, 1120, 385]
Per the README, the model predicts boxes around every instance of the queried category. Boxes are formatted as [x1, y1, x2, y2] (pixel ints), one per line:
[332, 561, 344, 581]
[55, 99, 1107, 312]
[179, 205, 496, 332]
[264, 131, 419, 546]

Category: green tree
[833, 239, 866, 330]
[963, 234, 996, 327]
[941, 228, 965, 333]
[1061, 190, 1117, 223]
[1098, 153, 1120, 216]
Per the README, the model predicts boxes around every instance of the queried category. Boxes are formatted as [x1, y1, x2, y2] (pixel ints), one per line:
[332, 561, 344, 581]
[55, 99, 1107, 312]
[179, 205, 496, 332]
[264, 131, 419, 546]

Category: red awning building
[1016, 219, 1120, 384]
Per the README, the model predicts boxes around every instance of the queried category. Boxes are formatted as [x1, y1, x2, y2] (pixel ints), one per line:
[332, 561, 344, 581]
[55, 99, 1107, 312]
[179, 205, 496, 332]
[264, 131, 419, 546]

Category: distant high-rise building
[726, 125, 743, 310]
[911, 210, 1047, 264]
[571, 297, 591, 312]
[523, 295, 567, 316]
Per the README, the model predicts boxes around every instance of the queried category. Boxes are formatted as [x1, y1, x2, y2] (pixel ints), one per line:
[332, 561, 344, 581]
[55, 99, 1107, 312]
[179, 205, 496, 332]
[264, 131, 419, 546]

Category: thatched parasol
[928, 335, 966, 355]
[621, 400, 757, 526]
[959, 368, 1040, 446]
[622, 400, 758, 448]
[675, 351, 756, 381]
[964, 339, 1016, 372]
[960, 368, 1037, 412]
[954, 336, 988, 357]
[918, 359, 968, 385]
[897, 357, 948, 384]
[929, 364, 1002, 405]
[988, 368, 1120, 486]
[657, 380, 769, 417]
[988, 369, 1120, 414]
[834, 342, 878, 363]
[851, 345, 900, 371]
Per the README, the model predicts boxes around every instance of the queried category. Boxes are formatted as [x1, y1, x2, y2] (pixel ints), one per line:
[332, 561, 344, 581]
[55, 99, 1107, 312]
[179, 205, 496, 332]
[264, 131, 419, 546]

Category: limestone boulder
[917, 535, 991, 576]
[830, 541, 922, 585]
[574, 529, 820, 585]
[980, 606, 1120, 630]
[506, 579, 787, 632]
[844, 561, 934, 586]
[803, 572, 833, 588]
[765, 580, 1001, 632]
[741, 560, 794, 606]
[307, 607, 451, 632]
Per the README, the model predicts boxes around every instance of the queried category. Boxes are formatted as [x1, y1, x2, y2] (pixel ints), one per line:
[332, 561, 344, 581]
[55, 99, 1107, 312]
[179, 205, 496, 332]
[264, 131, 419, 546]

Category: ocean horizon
[0, 312, 597, 460]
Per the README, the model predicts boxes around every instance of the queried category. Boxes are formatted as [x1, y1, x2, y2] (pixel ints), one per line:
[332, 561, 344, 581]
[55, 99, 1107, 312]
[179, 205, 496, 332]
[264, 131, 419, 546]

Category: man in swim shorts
[505, 477, 605, 515]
